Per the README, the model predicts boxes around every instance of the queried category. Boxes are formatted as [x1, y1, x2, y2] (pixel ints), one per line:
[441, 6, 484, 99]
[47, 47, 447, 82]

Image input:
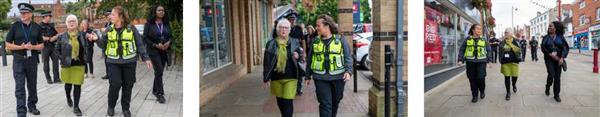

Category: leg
[107, 63, 123, 109]
[477, 63, 486, 96]
[331, 79, 346, 117]
[65, 84, 73, 107]
[544, 59, 556, 96]
[512, 77, 518, 92]
[13, 60, 27, 116]
[314, 79, 333, 117]
[42, 49, 52, 83]
[50, 50, 60, 82]
[121, 62, 137, 111]
[24, 59, 39, 115]
[465, 62, 478, 98]
[504, 76, 511, 96]
[150, 55, 165, 96]
[73, 85, 81, 108]
[553, 65, 562, 97]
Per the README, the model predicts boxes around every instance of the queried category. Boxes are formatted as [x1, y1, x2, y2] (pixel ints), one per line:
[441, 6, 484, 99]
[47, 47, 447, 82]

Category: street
[425, 49, 600, 117]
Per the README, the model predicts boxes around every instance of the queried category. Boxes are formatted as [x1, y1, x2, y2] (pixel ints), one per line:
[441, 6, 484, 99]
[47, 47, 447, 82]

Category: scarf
[275, 37, 288, 73]
[68, 31, 80, 60]
[503, 36, 520, 55]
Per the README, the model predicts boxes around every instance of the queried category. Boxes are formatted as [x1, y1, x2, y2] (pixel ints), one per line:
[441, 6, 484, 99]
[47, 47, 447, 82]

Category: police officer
[530, 36, 539, 61]
[97, 6, 152, 117]
[489, 32, 500, 63]
[458, 24, 492, 103]
[40, 11, 61, 84]
[5, 3, 44, 116]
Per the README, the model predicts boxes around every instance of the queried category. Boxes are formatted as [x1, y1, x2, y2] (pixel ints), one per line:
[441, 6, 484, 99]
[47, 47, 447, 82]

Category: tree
[0, 0, 11, 30]
[360, 0, 371, 23]
[296, 0, 338, 26]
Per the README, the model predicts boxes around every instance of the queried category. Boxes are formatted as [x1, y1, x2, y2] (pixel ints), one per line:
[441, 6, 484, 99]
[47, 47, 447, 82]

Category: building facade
[572, 0, 600, 50]
[529, 8, 559, 42]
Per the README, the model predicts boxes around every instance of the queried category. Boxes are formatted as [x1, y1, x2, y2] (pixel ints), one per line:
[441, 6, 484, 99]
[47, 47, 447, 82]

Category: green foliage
[296, 0, 338, 26]
[360, 0, 371, 23]
[64, 1, 93, 19]
[97, 0, 182, 21]
[0, 0, 11, 29]
[170, 20, 183, 57]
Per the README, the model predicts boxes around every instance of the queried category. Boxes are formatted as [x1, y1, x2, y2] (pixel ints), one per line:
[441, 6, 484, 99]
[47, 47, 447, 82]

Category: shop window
[201, 0, 232, 74]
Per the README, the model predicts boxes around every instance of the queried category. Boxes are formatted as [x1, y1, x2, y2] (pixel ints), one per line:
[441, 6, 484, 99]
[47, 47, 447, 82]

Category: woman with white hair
[55, 14, 97, 116]
[499, 28, 522, 101]
[262, 19, 303, 117]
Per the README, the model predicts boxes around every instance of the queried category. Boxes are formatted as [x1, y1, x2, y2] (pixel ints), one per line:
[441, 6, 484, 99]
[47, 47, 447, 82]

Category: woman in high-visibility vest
[541, 21, 569, 102]
[305, 14, 353, 117]
[499, 28, 522, 101]
[458, 24, 492, 103]
[262, 19, 303, 117]
[56, 14, 97, 116]
[97, 6, 152, 117]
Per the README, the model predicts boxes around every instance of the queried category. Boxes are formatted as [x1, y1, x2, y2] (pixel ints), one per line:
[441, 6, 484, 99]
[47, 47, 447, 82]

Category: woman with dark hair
[99, 6, 152, 116]
[263, 19, 303, 117]
[144, 4, 171, 104]
[81, 19, 98, 78]
[458, 24, 492, 103]
[499, 28, 522, 101]
[306, 14, 353, 117]
[541, 21, 569, 102]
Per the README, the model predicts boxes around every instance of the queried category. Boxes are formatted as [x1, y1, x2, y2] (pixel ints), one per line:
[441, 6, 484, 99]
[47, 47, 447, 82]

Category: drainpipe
[396, 0, 405, 116]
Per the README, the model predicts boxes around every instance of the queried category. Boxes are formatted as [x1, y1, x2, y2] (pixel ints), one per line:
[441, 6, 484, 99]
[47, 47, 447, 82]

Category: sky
[491, 0, 575, 37]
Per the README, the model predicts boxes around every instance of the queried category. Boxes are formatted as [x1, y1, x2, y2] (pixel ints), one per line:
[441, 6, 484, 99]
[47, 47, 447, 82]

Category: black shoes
[157, 95, 166, 104]
[480, 93, 485, 99]
[47, 81, 53, 84]
[73, 107, 82, 116]
[102, 75, 109, 79]
[67, 99, 73, 107]
[107, 108, 115, 116]
[545, 88, 550, 96]
[471, 97, 478, 103]
[505, 94, 511, 101]
[54, 80, 61, 83]
[554, 96, 562, 102]
[28, 107, 40, 115]
[513, 87, 517, 93]
[123, 110, 132, 117]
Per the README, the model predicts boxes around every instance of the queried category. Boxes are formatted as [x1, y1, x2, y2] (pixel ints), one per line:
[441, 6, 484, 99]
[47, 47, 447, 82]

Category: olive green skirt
[500, 63, 519, 77]
[60, 66, 85, 85]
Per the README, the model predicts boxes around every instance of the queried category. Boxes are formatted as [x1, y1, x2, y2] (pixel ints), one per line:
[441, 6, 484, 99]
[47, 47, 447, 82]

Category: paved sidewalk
[200, 66, 378, 117]
[425, 51, 600, 117]
[0, 47, 183, 117]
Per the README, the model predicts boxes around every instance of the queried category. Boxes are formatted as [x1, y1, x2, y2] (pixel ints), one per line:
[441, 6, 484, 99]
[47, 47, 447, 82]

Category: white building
[529, 7, 559, 41]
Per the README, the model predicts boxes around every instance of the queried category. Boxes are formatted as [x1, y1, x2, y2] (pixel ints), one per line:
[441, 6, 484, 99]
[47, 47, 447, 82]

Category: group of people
[458, 21, 569, 103]
[263, 13, 353, 117]
[5, 3, 173, 117]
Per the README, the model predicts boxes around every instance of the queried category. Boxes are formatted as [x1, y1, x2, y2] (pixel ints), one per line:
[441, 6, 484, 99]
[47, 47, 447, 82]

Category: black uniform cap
[18, 3, 34, 13]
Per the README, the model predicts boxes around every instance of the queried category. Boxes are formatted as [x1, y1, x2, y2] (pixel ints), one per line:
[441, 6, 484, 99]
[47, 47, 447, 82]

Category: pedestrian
[518, 34, 527, 62]
[499, 28, 522, 101]
[144, 4, 171, 104]
[101, 10, 112, 80]
[530, 36, 539, 61]
[458, 24, 492, 103]
[98, 6, 152, 117]
[285, 13, 307, 95]
[5, 3, 44, 116]
[56, 15, 96, 116]
[489, 31, 500, 63]
[262, 19, 303, 117]
[81, 19, 97, 78]
[541, 21, 569, 102]
[40, 11, 61, 84]
[306, 14, 353, 117]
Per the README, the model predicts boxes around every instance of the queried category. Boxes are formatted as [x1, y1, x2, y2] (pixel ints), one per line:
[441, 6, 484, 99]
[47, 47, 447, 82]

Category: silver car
[353, 32, 372, 70]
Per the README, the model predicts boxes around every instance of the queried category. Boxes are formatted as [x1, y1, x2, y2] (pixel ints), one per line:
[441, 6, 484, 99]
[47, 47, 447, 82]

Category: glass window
[580, 15, 586, 25]
[201, 0, 232, 74]
[597, 8, 600, 20]
[580, 1, 586, 9]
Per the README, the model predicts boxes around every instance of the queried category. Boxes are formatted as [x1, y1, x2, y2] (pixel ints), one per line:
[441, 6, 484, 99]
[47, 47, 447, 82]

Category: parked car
[134, 24, 144, 36]
[353, 32, 372, 70]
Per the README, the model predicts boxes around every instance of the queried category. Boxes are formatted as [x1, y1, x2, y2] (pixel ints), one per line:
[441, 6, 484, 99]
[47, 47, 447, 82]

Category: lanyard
[157, 23, 164, 38]
[21, 23, 32, 42]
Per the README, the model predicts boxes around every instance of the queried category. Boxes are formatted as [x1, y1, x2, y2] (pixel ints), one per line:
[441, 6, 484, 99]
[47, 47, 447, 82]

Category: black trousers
[314, 79, 345, 117]
[42, 47, 60, 82]
[13, 56, 39, 117]
[84, 48, 94, 74]
[107, 62, 137, 110]
[465, 62, 486, 97]
[531, 48, 538, 61]
[491, 46, 498, 63]
[544, 57, 562, 97]
[521, 49, 527, 61]
[150, 53, 167, 96]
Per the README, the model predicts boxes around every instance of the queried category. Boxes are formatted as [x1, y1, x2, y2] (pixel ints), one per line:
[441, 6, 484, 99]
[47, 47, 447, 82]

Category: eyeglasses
[277, 26, 290, 30]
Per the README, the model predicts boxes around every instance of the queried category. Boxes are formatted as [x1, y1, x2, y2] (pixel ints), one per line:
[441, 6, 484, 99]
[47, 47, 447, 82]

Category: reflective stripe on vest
[105, 25, 137, 59]
[310, 35, 345, 75]
[464, 37, 487, 60]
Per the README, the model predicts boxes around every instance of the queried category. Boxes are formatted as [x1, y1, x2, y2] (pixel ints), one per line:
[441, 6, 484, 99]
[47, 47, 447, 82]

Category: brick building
[571, 0, 600, 50]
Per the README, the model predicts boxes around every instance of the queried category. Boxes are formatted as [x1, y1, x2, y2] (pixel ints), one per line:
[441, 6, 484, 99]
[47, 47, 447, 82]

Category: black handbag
[561, 60, 567, 71]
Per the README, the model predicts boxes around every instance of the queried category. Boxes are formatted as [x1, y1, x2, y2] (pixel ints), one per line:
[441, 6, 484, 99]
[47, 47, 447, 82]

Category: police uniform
[40, 11, 60, 84]
[6, 3, 43, 116]
[458, 36, 492, 103]
[99, 24, 149, 116]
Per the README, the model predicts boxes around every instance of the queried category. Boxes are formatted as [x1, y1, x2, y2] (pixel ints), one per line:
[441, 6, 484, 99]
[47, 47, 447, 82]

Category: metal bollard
[593, 48, 598, 73]
[353, 40, 358, 93]
[384, 45, 392, 117]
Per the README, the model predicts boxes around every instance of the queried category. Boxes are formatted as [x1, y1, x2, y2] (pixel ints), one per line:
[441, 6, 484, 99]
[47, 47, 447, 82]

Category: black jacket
[56, 31, 87, 67]
[263, 37, 303, 83]
[498, 39, 522, 64]
[541, 35, 569, 60]
[143, 22, 172, 56]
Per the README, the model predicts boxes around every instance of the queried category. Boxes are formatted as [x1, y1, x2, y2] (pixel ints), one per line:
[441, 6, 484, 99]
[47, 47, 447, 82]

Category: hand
[43, 36, 50, 41]
[23, 43, 32, 50]
[145, 60, 153, 70]
[293, 52, 299, 59]
[262, 82, 270, 89]
[558, 58, 564, 65]
[343, 72, 351, 82]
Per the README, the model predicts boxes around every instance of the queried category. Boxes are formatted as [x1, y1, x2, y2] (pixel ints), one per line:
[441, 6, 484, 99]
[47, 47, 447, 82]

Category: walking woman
[144, 4, 171, 104]
[98, 6, 152, 116]
[56, 15, 95, 116]
[81, 19, 97, 78]
[263, 19, 303, 117]
[499, 28, 522, 101]
[306, 14, 353, 117]
[541, 21, 569, 102]
[458, 24, 492, 103]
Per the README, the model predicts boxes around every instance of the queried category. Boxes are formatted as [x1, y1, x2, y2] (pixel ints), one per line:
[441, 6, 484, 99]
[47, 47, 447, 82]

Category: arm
[305, 39, 313, 79]
[262, 40, 271, 83]
[540, 36, 548, 54]
[457, 39, 467, 63]
[143, 23, 158, 49]
[5, 24, 24, 51]
[131, 26, 150, 61]
[486, 40, 493, 62]
[560, 36, 569, 58]
[341, 37, 353, 76]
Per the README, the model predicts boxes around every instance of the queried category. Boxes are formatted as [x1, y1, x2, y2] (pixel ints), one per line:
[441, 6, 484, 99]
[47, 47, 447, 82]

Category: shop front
[574, 29, 591, 50]
[590, 24, 600, 49]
